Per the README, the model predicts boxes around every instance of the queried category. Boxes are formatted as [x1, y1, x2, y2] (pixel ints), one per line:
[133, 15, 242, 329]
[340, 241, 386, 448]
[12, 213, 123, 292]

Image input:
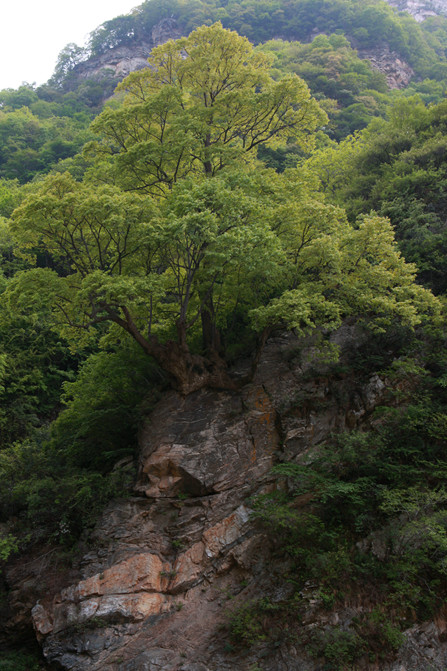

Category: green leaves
[6, 25, 441, 393]
[92, 23, 327, 193]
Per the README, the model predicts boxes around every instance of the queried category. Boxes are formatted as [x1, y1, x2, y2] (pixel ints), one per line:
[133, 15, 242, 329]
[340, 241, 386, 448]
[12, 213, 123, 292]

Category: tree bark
[146, 336, 236, 395]
[200, 295, 222, 356]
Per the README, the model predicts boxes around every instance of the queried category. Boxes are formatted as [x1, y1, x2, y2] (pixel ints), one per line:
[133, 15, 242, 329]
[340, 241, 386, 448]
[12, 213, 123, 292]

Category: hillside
[53, 0, 447, 92]
[1, 3, 447, 671]
[388, 0, 447, 21]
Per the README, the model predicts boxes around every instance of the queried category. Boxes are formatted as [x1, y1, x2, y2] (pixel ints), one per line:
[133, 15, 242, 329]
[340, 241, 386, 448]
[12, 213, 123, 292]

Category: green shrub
[50, 343, 165, 470]
[0, 434, 134, 543]
[0, 650, 41, 671]
[308, 627, 365, 670]
[228, 598, 280, 647]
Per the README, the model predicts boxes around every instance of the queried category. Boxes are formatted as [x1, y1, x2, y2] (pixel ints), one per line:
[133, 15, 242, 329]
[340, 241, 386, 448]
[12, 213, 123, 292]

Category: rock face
[4, 329, 447, 670]
[386, 0, 447, 21]
[66, 18, 181, 88]
[359, 46, 414, 88]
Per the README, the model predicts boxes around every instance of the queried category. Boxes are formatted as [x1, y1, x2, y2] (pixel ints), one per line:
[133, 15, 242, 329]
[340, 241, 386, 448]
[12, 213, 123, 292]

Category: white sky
[0, 0, 141, 90]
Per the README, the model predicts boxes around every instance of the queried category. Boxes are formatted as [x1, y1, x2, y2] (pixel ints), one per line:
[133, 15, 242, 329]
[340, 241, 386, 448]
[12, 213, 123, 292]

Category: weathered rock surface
[4, 329, 447, 670]
[359, 46, 414, 88]
[386, 0, 447, 21]
[66, 18, 181, 89]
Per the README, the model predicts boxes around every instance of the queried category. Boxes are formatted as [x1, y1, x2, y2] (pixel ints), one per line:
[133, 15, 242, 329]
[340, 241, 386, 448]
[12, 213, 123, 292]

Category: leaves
[91, 23, 327, 194]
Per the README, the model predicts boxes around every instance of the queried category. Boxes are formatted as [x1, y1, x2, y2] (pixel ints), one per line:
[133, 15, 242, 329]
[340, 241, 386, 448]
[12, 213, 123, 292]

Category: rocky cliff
[4, 328, 447, 670]
[358, 46, 414, 88]
[64, 15, 415, 98]
[386, 0, 447, 21]
[64, 18, 181, 89]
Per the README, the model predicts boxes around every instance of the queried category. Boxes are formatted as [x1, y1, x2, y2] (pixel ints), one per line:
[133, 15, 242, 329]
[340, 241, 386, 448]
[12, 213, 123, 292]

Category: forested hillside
[1, 1, 447, 669]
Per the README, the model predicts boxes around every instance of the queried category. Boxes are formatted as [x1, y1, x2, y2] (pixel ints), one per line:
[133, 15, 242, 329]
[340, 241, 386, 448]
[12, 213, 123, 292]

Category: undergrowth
[227, 334, 447, 669]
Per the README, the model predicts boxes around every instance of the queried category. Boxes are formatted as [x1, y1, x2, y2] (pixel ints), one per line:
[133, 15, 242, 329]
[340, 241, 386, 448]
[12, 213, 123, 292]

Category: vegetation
[1, 2, 447, 668]
[69, 0, 447, 81]
[8, 24, 438, 396]
[0, 650, 41, 671]
[305, 96, 447, 294]
[48, 0, 447, 141]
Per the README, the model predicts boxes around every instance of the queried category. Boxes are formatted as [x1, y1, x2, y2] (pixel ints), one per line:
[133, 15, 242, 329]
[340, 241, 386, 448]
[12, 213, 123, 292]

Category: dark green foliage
[228, 597, 281, 647]
[306, 613, 404, 670]
[0, 303, 79, 450]
[251, 333, 447, 665]
[0, 341, 164, 543]
[0, 650, 41, 671]
[0, 433, 134, 543]
[0, 84, 94, 183]
[50, 343, 165, 470]
[308, 627, 366, 669]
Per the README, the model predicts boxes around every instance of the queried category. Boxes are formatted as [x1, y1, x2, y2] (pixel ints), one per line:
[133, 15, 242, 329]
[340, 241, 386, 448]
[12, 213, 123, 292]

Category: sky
[0, 0, 141, 91]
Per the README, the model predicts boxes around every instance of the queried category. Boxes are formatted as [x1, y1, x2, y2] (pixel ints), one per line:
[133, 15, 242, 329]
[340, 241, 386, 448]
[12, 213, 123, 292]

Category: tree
[9, 169, 283, 393]
[50, 43, 89, 89]
[8, 25, 440, 395]
[89, 22, 326, 194]
[305, 97, 447, 294]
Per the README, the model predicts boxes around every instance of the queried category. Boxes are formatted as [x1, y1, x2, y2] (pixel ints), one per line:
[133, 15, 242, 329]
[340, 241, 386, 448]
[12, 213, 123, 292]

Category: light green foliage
[7, 26, 345, 391]
[0, 180, 21, 218]
[305, 97, 447, 294]
[10, 157, 438, 392]
[9, 168, 280, 353]
[90, 22, 326, 194]
[0, 533, 18, 562]
[252, 205, 440, 335]
[259, 34, 389, 140]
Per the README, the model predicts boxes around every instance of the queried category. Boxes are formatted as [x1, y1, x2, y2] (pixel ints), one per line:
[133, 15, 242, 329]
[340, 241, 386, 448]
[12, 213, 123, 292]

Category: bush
[50, 343, 165, 470]
[0, 650, 41, 671]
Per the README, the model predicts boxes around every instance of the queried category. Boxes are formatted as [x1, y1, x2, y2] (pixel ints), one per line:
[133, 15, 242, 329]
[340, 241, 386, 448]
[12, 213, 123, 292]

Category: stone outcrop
[65, 18, 181, 88]
[359, 46, 414, 88]
[4, 328, 447, 669]
[386, 0, 447, 22]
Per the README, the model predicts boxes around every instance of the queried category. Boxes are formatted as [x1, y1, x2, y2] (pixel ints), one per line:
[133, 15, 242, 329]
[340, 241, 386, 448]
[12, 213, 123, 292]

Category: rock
[151, 18, 182, 46]
[359, 46, 414, 88]
[386, 0, 447, 22]
[62, 18, 182, 96]
[136, 387, 278, 498]
[32, 603, 53, 637]
[6, 328, 446, 670]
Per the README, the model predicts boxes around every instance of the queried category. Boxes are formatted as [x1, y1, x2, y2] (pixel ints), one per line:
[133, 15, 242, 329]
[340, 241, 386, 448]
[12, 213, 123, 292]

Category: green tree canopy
[305, 97, 447, 294]
[8, 25, 440, 395]
[89, 22, 327, 194]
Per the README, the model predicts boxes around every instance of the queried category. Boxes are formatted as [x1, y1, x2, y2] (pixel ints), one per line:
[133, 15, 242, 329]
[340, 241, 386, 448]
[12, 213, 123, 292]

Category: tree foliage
[8, 24, 439, 396]
[90, 23, 326, 193]
[306, 96, 447, 293]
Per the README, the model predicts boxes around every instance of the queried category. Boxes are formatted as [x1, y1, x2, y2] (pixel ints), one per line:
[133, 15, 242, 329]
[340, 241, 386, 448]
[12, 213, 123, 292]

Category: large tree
[89, 22, 326, 193]
[7, 25, 440, 394]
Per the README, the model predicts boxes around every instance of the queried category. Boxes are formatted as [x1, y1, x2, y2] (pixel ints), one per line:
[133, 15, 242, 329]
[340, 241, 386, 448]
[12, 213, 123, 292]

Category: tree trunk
[147, 336, 236, 395]
[200, 295, 222, 356]
[110, 306, 235, 395]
